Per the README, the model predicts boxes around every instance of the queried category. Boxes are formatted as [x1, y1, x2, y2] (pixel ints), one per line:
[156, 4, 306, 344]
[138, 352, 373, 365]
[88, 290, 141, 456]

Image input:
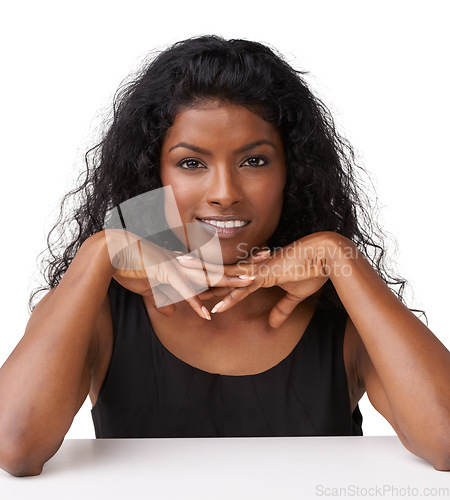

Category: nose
[206, 166, 243, 209]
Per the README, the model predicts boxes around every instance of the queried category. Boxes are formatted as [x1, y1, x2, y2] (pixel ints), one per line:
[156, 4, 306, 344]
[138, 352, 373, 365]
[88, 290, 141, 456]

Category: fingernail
[211, 301, 224, 314]
[202, 306, 211, 320]
[256, 250, 271, 256]
[176, 255, 194, 260]
[239, 275, 256, 280]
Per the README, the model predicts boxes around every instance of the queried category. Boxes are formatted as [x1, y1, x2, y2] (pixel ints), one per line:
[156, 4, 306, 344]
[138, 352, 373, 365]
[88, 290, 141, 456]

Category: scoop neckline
[139, 296, 320, 378]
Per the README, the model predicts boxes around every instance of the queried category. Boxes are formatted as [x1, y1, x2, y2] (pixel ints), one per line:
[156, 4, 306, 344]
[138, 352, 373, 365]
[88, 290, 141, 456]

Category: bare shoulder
[89, 292, 114, 407]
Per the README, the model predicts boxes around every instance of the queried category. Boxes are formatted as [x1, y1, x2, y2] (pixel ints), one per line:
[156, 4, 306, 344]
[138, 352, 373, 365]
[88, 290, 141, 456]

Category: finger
[176, 255, 239, 277]
[176, 254, 208, 269]
[178, 265, 256, 289]
[240, 249, 271, 263]
[156, 304, 176, 316]
[145, 289, 176, 317]
[176, 254, 262, 278]
[185, 295, 211, 321]
[176, 249, 270, 266]
[197, 287, 233, 300]
[147, 260, 210, 320]
[203, 272, 256, 288]
[167, 269, 211, 321]
[210, 280, 262, 314]
[268, 293, 303, 329]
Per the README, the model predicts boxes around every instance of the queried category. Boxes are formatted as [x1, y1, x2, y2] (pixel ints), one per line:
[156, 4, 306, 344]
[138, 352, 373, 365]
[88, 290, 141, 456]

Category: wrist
[318, 232, 359, 279]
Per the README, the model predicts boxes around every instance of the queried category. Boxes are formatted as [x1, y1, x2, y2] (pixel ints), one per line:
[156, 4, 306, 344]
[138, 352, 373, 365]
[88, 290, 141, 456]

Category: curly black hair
[29, 35, 424, 318]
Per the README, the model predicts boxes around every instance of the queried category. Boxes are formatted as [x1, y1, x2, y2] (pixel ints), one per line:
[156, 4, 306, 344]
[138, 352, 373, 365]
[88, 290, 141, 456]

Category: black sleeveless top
[91, 279, 363, 437]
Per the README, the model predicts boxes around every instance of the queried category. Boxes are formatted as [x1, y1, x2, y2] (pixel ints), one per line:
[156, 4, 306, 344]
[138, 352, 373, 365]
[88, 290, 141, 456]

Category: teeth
[201, 219, 247, 228]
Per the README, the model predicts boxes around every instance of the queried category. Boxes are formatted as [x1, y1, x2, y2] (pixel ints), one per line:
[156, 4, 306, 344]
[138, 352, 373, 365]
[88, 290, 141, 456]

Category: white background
[0, 0, 448, 439]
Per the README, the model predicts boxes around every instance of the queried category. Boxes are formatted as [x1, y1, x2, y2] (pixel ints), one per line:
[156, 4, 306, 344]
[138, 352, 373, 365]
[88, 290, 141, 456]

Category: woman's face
[160, 101, 286, 264]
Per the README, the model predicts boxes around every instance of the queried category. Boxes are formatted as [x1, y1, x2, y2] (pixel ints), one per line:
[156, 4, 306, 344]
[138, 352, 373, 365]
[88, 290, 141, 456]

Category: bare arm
[328, 234, 450, 470]
[0, 231, 114, 476]
[0, 228, 255, 476]
[195, 231, 450, 469]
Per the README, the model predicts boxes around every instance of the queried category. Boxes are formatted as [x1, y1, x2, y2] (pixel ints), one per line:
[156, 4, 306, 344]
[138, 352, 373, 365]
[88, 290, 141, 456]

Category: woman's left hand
[177, 231, 340, 327]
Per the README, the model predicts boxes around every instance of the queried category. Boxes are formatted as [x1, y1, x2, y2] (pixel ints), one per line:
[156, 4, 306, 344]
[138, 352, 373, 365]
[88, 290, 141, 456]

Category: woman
[0, 35, 448, 476]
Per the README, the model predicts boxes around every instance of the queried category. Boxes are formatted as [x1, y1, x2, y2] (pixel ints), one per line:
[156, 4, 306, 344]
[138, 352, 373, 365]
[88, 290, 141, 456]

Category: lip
[196, 215, 250, 222]
[196, 217, 250, 239]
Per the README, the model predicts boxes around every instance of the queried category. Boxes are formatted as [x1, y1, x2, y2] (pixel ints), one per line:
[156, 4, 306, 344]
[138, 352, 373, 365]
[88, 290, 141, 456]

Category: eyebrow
[168, 140, 277, 155]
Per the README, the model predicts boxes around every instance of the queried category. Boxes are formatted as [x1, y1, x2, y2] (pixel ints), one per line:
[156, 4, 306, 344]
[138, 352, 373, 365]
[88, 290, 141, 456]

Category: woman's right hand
[102, 229, 255, 320]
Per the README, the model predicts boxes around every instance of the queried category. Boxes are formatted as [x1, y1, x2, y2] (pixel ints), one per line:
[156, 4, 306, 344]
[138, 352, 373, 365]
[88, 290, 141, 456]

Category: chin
[222, 255, 242, 265]
[207, 250, 239, 266]
[219, 243, 259, 265]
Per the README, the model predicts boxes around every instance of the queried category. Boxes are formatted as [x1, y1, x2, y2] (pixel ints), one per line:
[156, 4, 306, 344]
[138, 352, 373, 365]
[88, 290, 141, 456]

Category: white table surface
[0, 436, 448, 499]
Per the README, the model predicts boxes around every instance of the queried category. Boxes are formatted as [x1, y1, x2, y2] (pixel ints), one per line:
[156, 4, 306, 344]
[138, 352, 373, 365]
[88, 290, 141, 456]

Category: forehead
[163, 102, 283, 149]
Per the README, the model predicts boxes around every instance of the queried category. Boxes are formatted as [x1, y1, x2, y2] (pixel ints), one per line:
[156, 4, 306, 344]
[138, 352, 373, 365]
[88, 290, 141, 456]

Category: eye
[241, 156, 268, 168]
[176, 158, 206, 170]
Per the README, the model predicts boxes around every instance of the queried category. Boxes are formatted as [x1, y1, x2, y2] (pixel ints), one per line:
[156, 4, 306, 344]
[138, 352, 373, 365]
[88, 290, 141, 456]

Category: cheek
[165, 179, 201, 222]
[162, 176, 199, 248]
[254, 175, 285, 211]
[273, 171, 287, 209]
[161, 169, 185, 224]
[159, 164, 170, 187]
[256, 176, 285, 235]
